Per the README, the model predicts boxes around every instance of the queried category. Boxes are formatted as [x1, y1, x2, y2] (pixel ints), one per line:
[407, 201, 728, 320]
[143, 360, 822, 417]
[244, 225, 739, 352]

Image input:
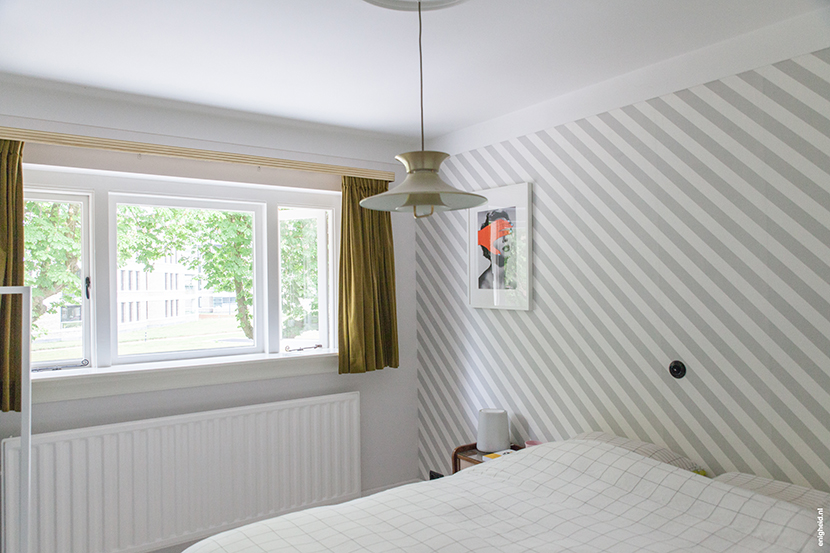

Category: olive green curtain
[1, 140, 24, 412]
[338, 176, 399, 374]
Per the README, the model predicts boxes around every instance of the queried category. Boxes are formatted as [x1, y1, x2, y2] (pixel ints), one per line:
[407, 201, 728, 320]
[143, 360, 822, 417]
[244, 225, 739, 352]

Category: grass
[32, 345, 83, 363]
[119, 316, 252, 356]
[32, 316, 253, 362]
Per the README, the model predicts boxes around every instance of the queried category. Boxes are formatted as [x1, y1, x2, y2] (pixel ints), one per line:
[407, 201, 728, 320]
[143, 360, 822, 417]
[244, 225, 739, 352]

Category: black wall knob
[669, 360, 686, 379]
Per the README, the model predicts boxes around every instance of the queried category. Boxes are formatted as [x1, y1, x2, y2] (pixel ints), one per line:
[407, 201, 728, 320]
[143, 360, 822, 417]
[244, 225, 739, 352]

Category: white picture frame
[468, 182, 532, 310]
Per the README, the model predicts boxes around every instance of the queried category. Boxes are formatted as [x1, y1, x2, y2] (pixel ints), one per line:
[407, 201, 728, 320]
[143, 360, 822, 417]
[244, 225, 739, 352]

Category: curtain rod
[0, 126, 395, 182]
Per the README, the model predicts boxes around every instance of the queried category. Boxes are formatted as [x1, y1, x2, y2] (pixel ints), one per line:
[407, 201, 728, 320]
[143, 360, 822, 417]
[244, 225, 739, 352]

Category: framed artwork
[468, 182, 532, 310]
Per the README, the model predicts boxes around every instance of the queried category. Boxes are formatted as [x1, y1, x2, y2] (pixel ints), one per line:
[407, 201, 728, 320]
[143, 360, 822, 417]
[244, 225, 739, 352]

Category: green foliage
[23, 200, 83, 339]
[116, 206, 187, 271]
[280, 216, 318, 339]
[25, 201, 319, 346]
[117, 205, 255, 339]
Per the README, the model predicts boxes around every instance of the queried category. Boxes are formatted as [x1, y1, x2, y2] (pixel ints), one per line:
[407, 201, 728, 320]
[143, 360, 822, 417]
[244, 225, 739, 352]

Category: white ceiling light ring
[362, 0, 469, 11]
[395, 150, 449, 172]
[360, 151, 485, 212]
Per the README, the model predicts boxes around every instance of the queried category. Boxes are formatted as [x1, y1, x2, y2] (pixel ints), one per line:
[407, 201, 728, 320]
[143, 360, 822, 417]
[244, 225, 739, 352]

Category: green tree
[279, 216, 318, 339]
[23, 200, 83, 338]
[25, 202, 318, 346]
[116, 205, 254, 339]
[184, 210, 254, 339]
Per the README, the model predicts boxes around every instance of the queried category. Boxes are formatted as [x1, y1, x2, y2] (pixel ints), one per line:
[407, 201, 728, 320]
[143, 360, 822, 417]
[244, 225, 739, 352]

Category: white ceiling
[0, 0, 828, 142]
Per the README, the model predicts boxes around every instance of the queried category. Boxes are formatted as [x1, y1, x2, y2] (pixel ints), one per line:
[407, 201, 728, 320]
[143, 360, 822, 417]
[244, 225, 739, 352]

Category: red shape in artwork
[477, 218, 513, 255]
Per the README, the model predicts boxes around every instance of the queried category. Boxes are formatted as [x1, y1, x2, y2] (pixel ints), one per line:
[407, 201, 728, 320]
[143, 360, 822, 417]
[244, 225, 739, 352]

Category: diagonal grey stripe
[452, 141, 700, 444]
[813, 48, 830, 66]
[639, 96, 830, 393]
[774, 58, 830, 102]
[502, 136, 733, 457]
[417, 231, 545, 440]
[604, 104, 830, 475]
[512, 132, 750, 474]
[415, 47, 830, 491]
[742, 68, 830, 137]
[706, 78, 830, 195]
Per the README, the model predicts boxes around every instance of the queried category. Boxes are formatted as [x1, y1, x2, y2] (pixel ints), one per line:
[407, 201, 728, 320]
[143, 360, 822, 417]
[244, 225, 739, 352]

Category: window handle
[285, 344, 323, 353]
[85, 276, 91, 299]
[33, 359, 90, 372]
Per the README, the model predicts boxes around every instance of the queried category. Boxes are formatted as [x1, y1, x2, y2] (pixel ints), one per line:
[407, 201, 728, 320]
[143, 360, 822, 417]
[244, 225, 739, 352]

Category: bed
[184, 436, 824, 552]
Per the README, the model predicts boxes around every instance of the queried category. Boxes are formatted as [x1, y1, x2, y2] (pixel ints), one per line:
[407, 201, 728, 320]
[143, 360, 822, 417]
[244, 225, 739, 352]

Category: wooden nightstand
[452, 442, 523, 473]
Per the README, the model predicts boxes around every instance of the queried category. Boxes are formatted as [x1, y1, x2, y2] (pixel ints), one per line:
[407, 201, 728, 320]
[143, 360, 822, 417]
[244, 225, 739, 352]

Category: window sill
[31, 350, 339, 404]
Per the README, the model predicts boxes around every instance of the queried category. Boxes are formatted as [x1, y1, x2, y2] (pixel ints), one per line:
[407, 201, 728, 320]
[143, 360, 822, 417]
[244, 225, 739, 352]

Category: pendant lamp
[359, 1, 486, 219]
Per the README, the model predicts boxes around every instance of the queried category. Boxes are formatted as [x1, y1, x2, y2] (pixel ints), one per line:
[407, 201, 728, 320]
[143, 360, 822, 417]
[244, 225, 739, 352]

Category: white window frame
[22, 164, 342, 397]
[109, 192, 267, 365]
[23, 189, 94, 370]
[277, 207, 335, 353]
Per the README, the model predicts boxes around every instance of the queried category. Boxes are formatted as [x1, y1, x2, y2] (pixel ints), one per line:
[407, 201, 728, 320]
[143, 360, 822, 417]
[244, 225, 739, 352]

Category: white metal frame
[22, 164, 342, 378]
[22, 191, 93, 370]
[108, 192, 266, 364]
[0, 286, 32, 553]
[277, 207, 335, 351]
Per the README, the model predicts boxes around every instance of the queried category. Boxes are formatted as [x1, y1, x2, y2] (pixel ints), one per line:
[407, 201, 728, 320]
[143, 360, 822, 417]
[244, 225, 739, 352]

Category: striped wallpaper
[416, 47, 830, 491]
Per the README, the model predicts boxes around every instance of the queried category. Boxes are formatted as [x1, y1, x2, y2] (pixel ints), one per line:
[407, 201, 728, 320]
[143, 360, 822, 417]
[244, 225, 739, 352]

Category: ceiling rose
[362, 0, 469, 11]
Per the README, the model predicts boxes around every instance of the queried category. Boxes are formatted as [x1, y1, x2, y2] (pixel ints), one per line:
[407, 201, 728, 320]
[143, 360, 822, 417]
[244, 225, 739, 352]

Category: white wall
[0, 79, 421, 496]
[0, 72, 416, 167]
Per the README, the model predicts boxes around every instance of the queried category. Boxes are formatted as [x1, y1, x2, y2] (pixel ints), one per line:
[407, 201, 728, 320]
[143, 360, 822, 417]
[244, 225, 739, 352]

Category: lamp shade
[476, 408, 509, 453]
[359, 151, 486, 216]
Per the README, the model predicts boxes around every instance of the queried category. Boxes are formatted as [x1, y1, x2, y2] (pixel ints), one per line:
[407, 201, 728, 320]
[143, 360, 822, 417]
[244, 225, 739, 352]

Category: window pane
[116, 204, 255, 356]
[279, 208, 329, 351]
[24, 199, 85, 364]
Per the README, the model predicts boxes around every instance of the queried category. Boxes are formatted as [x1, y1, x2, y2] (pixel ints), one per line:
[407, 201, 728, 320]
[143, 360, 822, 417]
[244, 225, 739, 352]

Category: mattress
[185, 439, 820, 552]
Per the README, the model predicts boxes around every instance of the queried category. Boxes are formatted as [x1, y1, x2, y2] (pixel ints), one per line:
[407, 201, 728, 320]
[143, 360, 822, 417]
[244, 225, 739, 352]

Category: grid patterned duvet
[185, 439, 820, 552]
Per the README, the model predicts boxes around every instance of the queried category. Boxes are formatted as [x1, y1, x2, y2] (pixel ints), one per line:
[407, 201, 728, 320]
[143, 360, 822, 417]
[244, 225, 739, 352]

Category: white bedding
[185, 439, 820, 552]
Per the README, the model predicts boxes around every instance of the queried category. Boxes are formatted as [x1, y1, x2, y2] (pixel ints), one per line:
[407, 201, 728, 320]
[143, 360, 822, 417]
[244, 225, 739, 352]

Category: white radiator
[2, 391, 361, 553]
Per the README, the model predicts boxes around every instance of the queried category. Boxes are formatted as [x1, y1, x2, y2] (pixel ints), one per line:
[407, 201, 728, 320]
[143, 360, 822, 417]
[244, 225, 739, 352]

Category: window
[111, 195, 264, 362]
[22, 165, 339, 373]
[279, 207, 333, 352]
[23, 192, 91, 368]
[115, 200, 258, 360]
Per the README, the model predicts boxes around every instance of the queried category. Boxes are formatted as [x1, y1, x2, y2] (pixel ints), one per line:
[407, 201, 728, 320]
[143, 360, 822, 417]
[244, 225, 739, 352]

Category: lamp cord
[419, 1, 424, 152]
